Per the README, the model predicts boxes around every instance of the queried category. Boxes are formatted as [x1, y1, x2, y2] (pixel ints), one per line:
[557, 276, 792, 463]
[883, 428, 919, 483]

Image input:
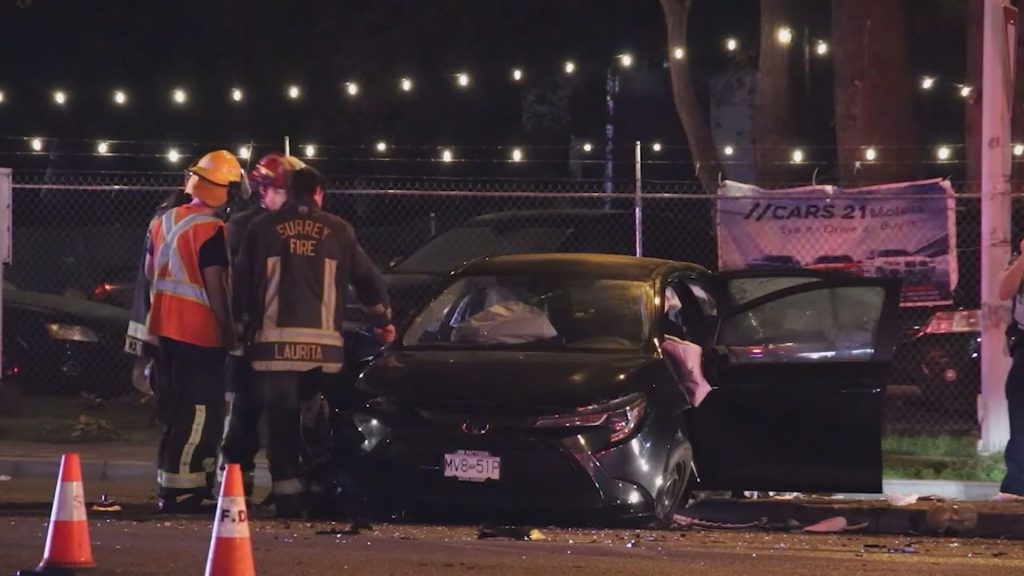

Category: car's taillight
[92, 282, 113, 301]
[535, 394, 647, 444]
[923, 310, 980, 334]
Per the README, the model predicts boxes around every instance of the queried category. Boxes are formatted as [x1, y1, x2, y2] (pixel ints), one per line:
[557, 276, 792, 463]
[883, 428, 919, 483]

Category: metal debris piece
[477, 525, 547, 541]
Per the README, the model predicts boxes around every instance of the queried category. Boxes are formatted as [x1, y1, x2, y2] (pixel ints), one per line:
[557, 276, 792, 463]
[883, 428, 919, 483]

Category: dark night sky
[0, 0, 966, 180]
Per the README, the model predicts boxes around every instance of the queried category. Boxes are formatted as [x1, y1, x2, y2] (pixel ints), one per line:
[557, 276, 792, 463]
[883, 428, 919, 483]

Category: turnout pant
[221, 354, 261, 495]
[154, 337, 226, 501]
[1003, 347, 1024, 496]
[253, 369, 333, 511]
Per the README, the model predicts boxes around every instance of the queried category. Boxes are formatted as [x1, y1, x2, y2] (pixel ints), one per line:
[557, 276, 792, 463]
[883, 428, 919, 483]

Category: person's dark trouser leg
[257, 371, 305, 518]
[156, 338, 226, 511]
[1002, 350, 1024, 496]
[222, 355, 261, 496]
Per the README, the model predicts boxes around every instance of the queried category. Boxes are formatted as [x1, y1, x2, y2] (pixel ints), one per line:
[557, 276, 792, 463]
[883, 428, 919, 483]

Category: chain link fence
[2, 169, 1015, 436]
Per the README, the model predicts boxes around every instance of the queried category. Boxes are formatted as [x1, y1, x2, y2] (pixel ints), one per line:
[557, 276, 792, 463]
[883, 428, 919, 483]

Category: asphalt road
[2, 478, 1023, 575]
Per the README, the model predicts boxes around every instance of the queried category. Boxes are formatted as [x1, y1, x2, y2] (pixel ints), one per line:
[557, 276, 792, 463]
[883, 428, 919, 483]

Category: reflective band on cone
[205, 463, 255, 576]
[37, 452, 96, 569]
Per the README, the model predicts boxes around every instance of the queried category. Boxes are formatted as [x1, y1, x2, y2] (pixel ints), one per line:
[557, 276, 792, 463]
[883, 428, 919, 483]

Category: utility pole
[604, 69, 619, 197]
[980, 0, 1017, 453]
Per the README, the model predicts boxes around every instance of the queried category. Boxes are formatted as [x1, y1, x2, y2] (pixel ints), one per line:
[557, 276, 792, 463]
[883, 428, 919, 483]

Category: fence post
[979, 0, 1014, 454]
[634, 141, 643, 257]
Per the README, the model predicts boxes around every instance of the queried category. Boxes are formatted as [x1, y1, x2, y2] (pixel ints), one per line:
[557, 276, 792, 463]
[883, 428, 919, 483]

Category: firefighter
[124, 189, 188, 391]
[145, 149, 241, 512]
[221, 152, 306, 497]
[234, 165, 395, 518]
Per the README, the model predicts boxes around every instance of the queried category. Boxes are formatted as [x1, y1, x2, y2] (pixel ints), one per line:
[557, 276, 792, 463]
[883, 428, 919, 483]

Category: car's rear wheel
[654, 443, 693, 522]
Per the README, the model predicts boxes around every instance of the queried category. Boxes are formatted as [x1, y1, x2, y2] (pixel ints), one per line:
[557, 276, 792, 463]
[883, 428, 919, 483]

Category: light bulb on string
[167, 149, 181, 163]
[238, 145, 251, 160]
[790, 148, 805, 163]
[864, 147, 878, 162]
[0, 90, 5, 104]
[172, 88, 187, 105]
[815, 40, 829, 56]
[346, 82, 359, 97]
[582, 142, 593, 153]
[456, 72, 471, 88]
[288, 85, 301, 99]
[113, 90, 127, 105]
[97, 141, 110, 155]
[672, 47, 685, 60]
[725, 37, 739, 52]
[619, 53, 634, 68]
[959, 85, 973, 98]
[303, 144, 316, 158]
[776, 27, 793, 46]
[512, 68, 524, 82]
[231, 88, 244, 102]
[921, 76, 936, 90]
[53, 90, 67, 106]
[441, 148, 454, 163]
[30, 138, 43, 152]
[723, 145, 735, 156]
[936, 145, 952, 161]
[400, 77, 414, 92]
[375, 141, 388, 153]
[564, 60, 576, 75]
[511, 148, 524, 162]
[1014, 143, 1024, 157]
[652, 142, 663, 153]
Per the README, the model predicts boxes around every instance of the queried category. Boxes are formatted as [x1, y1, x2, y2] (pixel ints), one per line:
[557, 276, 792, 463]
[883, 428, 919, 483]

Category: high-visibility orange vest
[147, 205, 226, 348]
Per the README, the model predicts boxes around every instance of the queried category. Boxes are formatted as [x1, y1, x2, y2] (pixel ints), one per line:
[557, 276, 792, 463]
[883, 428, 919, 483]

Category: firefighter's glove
[373, 324, 396, 346]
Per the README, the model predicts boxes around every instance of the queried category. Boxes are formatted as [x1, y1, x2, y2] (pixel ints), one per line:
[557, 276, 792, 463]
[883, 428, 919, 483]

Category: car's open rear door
[685, 271, 901, 494]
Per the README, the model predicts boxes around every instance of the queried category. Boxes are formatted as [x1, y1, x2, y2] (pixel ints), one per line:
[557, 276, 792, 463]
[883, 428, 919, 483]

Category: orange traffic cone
[205, 463, 255, 576]
[36, 452, 95, 571]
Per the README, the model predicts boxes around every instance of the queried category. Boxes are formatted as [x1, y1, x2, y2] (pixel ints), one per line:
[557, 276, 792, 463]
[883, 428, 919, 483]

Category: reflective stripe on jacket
[147, 205, 225, 348]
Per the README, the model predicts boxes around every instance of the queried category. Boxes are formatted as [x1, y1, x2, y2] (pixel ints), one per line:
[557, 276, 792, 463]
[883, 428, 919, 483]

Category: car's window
[392, 226, 574, 274]
[814, 255, 854, 264]
[403, 275, 652, 350]
[876, 249, 912, 257]
[719, 286, 886, 363]
[727, 276, 818, 306]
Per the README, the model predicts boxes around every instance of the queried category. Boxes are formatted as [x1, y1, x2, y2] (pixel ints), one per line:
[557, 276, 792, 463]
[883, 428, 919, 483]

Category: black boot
[275, 493, 306, 519]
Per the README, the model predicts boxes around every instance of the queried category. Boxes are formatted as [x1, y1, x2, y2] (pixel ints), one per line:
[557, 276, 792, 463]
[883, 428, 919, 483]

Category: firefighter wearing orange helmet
[144, 149, 241, 512]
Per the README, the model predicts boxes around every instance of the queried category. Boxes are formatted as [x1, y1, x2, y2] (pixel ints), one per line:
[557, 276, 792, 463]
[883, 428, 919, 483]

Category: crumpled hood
[358, 349, 656, 414]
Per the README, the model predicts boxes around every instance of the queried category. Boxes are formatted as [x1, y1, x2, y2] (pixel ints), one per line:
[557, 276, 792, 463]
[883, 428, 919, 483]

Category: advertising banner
[717, 179, 957, 306]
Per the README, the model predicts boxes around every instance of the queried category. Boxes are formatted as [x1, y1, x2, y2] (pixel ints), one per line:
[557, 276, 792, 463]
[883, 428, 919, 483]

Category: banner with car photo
[716, 178, 957, 307]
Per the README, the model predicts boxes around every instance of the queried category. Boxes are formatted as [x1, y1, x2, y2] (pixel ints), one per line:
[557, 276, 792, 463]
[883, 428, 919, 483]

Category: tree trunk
[755, 0, 801, 185]
[660, 0, 723, 192]
[832, 0, 918, 186]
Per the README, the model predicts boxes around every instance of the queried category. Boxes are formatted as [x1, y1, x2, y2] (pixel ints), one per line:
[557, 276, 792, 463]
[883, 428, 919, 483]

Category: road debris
[477, 525, 547, 541]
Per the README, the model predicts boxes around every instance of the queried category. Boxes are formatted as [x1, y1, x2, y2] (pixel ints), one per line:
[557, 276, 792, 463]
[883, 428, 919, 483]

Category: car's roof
[465, 209, 667, 225]
[458, 253, 707, 280]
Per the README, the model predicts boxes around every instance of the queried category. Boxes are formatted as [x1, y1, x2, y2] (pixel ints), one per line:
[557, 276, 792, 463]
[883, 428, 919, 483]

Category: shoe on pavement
[157, 491, 207, 513]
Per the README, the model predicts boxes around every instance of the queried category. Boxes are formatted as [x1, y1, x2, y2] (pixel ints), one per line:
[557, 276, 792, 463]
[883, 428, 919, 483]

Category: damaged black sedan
[350, 254, 901, 522]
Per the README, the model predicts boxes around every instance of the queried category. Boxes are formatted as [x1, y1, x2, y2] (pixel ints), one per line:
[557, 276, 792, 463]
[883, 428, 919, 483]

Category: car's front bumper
[354, 419, 654, 521]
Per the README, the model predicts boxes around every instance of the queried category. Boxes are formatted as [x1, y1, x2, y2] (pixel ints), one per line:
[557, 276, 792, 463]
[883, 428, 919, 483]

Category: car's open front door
[685, 271, 901, 494]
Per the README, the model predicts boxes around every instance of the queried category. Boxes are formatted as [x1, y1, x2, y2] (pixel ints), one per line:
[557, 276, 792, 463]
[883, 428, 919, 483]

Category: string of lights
[0, 136, 1001, 165]
[0, 28, 975, 111]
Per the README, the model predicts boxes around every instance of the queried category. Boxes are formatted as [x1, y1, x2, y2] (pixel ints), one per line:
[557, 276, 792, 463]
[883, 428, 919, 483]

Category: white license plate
[443, 450, 501, 482]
